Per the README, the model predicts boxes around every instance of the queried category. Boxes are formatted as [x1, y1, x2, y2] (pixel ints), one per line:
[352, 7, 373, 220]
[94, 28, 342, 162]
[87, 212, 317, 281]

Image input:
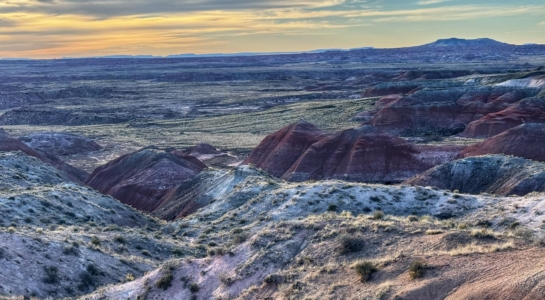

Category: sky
[0, 0, 544, 58]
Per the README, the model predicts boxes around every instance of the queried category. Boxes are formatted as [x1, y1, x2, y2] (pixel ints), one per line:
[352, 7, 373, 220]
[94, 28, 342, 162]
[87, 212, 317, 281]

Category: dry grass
[438, 240, 516, 256]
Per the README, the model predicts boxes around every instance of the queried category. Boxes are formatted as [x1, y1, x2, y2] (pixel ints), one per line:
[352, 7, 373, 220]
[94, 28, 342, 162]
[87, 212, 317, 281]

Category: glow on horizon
[0, 0, 544, 59]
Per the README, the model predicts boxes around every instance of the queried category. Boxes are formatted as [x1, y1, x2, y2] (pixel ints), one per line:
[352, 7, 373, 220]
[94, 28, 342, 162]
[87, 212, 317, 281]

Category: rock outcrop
[461, 97, 545, 138]
[19, 132, 103, 156]
[460, 123, 545, 162]
[242, 121, 325, 178]
[86, 148, 206, 212]
[405, 155, 545, 196]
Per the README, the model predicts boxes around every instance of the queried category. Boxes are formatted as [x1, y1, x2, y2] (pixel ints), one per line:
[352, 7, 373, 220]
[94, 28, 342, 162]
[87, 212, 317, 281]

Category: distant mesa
[421, 38, 511, 48]
[460, 123, 545, 162]
[86, 147, 206, 212]
[405, 155, 545, 196]
[19, 132, 103, 157]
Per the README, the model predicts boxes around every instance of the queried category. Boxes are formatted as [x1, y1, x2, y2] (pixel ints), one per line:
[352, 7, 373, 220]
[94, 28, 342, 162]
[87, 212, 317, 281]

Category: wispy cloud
[417, 0, 450, 5]
[0, 1, 544, 58]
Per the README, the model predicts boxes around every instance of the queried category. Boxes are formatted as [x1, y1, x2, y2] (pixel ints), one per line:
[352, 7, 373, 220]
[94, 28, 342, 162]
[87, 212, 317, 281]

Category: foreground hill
[0, 152, 202, 299]
[0, 132, 88, 183]
[83, 165, 545, 299]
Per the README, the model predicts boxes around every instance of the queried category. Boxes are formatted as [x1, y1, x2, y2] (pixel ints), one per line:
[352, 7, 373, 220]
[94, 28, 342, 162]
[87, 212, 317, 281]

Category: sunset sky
[1, 0, 544, 58]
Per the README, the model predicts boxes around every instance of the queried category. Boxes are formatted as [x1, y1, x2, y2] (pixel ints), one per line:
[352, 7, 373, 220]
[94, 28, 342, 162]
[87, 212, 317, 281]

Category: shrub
[142, 250, 151, 257]
[114, 236, 127, 244]
[189, 282, 200, 293]
[43, 266, 59, 284]
[409, 259, 426, 279]
[354, 261, 377, 282]
[126, 273, 135, 282]
[470, 228, 494, 238]
[373, 210, 384, 220]
[218, 272, 233, 286]
[263, 273, 284, 285]
[172, 248, 184, 256]
[338, 234, 364, 254]
[328, 204, 338, 212]
[62, 245, 79, 256]
[7, 227, 15, 234]
[87, 264, 100, 276]
[156, 273, 174, 290]
[208, 247, 226, 256]
[407, 215, 419, 222]
[233, 234, 247, 244]
[78, 271, 95, 291]
[90, 236, 101, 247]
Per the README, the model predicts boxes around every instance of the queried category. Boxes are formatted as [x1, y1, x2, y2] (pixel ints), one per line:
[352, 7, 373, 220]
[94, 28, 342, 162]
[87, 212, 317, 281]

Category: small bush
[78, 271, 95, 291]
[43, 266, 59, 284]
[156, 273, 174, 290]
[373, 210, 384, 220]
[263, 273, 284, 285]
[218, 272, 233, 286]
[125, 273, 135, 282]
[233, 234, 247, 244]
[470, 228, 494, 238]
[354, 261, 377, 282]
[114, 236, 127, 244]
[90, 236, 101, 247]
[208, 247, 226, 256]
[142, 250, 151, 257]
[328, 204, 338, 212]
[407, 215, 419, 222]
[87, 264, 100, 276]
[7, 227, 15, 234]
[409, 259, 426, 279]
[189, 282, 200, 293]
[172, 248, 184, 256]
[231, 228, 243, 234]
[339, 234, 364, 254]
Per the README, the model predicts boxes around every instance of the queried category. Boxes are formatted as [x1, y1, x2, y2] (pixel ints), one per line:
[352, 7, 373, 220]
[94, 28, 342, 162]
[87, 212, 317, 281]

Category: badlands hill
[0, 151, 200, 299]
[86, 147, 207, 212]
[82, 165, 545, 300]
[460, 123, 545, 162]
[405, 155, 545, 196]
[245, 122, 460, 183]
